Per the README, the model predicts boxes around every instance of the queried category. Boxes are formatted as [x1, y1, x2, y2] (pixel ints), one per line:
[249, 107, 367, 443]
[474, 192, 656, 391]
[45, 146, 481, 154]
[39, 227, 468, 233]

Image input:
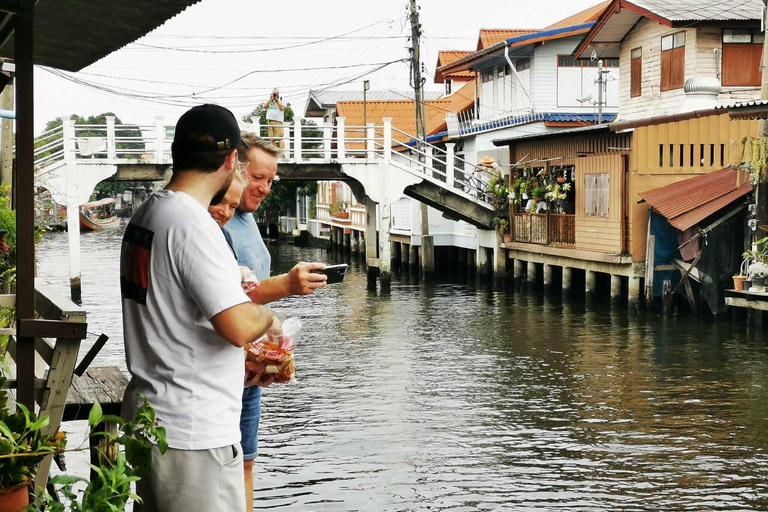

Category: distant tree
[241, 105, 318, 223]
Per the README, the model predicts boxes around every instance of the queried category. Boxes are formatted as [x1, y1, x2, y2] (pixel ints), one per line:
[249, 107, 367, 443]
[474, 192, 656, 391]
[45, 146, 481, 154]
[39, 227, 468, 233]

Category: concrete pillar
[401, 243, 409, 267]
[359, 233, 366, 256]
[391, 241, 401, 267]
[350, 231, 360, 254]
[477, 247, 489, 275]
[421, 235, 435, 274]
[466, 249, 475, 272]
[494, 244, 507, 278]
[586, 270, 597, 294]
[409, 244, 419, 271]
[527, 261, 537, 284]
[562, 267, 572, 292]
[458, 247, 467, 270]
[543, 264, 553, 287]
[343, 232, 351, 252]
[629, 276, 642, 306]
[610, 275, 622, 302]
[514, 259, 524, 280]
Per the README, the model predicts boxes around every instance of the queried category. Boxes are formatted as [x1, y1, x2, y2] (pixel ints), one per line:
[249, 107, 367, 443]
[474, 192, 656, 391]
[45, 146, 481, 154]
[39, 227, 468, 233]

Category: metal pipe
[505, 45, 533, 109]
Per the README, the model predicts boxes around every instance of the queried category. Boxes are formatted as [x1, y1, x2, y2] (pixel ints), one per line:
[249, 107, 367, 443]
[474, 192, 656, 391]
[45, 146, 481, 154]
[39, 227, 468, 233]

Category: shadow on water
[36, 231, 768, 511]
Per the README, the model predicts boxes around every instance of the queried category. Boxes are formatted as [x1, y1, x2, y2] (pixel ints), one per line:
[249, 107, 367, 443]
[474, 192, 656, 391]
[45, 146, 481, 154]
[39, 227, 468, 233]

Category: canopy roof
[0, 0, 201, 71]
[638, 167, 752, 231]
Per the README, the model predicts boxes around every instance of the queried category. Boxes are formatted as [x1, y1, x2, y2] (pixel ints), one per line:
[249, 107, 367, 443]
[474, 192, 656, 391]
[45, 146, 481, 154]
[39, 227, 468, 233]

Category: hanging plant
[742, 137, 768, 184]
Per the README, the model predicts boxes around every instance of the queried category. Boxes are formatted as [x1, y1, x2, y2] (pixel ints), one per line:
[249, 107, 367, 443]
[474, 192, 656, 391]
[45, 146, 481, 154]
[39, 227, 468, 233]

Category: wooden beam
[19, 319, 87, 339]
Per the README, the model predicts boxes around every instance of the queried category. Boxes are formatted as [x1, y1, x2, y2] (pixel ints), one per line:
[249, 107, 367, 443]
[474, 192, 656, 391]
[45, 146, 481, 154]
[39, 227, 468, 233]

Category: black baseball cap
[172, 104, 249, 154]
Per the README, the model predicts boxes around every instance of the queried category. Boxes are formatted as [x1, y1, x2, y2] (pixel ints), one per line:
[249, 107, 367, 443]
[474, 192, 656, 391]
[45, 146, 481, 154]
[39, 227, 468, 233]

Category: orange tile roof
[477, 29, 538, 50]
[336, 80, 476, 145]
[544, 1, 611, 30]
[435, 51, 475, 83]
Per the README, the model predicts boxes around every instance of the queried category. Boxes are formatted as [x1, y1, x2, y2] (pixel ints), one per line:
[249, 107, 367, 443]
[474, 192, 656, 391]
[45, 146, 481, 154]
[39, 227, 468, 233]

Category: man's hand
[286, 262, 327, 296]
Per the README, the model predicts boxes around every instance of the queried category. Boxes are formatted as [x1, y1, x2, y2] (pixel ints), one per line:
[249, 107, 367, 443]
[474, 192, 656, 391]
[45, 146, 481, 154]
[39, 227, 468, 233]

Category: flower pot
[557, 177, 566, 184]
[0, 484, 29, 512]
[522, 193, 529, 200]
[503, 234, 512, 243]
[752, 277, 765, 287]
[745, 280, 753, 291]
[733, 275, 747, 291]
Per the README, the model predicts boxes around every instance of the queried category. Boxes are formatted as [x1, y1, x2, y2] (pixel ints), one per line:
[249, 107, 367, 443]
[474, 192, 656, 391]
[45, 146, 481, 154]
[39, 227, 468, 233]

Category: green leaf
[49, 475, 86, 486]
[88, 400, 103, 427]
[100, 414, 125, 426]
[0, 420, 14, 441]
[28, 415, 49, 432]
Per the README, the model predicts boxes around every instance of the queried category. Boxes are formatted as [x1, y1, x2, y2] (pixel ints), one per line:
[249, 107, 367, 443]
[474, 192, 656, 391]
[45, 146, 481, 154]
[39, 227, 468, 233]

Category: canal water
[36, 225, 768, 511]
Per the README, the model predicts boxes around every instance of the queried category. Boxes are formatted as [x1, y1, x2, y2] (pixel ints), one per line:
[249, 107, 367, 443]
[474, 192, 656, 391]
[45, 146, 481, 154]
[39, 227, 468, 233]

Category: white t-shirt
[120, 190, 249, 450]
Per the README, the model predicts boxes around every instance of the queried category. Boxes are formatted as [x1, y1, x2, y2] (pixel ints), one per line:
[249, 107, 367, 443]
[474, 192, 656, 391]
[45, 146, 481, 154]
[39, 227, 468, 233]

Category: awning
[638, 167, 752, 231]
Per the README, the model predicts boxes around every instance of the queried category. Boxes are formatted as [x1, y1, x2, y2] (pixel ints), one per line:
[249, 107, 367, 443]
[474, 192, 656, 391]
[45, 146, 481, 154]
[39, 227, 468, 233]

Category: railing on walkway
[512, 213, 575, 246]
[30, 116, 496, 211]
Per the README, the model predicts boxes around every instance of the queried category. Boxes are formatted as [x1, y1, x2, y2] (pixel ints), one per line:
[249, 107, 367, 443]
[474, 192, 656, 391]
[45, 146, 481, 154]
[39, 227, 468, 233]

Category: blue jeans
[240, 386, 261, 461]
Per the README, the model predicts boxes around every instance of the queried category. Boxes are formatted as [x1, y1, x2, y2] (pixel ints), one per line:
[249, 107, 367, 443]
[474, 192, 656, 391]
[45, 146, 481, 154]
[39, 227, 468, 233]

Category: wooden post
[336, 117, 346, 160]
[645, 209, 655, 306]
[445, 143, 455, 188]
[662, 280, 673, 317]
[323, 122, 331, 161]
[15, 0, 36, 408]
[1, 84, 14, 188]
[293, 119, 302, 160]
[105, 115, 116, 160]
[154, 116, 164, 163]
[366, 123, 375, 160]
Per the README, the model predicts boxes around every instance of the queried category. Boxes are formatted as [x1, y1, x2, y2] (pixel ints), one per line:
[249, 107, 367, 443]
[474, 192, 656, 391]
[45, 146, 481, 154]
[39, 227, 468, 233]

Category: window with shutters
[660, 32, 685, 92]
[722, 29, 764, 86]
[584, 173, 610, 217]
[630, 47, 642, 97]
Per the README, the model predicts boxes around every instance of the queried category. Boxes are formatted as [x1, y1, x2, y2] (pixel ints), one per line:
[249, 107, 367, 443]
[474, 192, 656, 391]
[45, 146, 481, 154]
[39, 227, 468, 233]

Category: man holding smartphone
[225, 133, 327, 511]
[263, 88, 285, 149]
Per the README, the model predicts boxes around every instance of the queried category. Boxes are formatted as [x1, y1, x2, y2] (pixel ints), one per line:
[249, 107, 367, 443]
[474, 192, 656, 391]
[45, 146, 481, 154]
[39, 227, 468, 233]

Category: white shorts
[134, 443, 245, 512]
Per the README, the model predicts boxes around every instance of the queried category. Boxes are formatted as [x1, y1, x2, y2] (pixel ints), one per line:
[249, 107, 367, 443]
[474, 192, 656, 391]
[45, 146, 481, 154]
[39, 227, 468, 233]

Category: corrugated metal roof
[627, 0, 763, 21]
[545, 112, 617, 122]
[0, 0, 201, 71]
[638, 167, 752, 231]
[545, 1, 611, 29]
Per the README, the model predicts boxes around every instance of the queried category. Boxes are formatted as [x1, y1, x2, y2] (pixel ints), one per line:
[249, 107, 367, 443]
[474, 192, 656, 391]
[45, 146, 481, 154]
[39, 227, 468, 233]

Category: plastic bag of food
[244, 317, 301, 385]
[240, 267, 260, 302]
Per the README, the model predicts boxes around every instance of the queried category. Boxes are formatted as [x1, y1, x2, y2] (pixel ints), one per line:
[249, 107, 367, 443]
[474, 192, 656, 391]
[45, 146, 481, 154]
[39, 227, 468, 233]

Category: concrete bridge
[32, 116, 498, 291]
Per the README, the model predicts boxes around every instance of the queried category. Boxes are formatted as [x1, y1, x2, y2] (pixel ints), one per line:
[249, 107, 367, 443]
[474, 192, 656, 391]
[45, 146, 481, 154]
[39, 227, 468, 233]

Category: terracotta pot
[0, 484, 30, 512]
[557, 177, 566, 184]
[733, 275, 746, 291]
[503, 234, 512, 243]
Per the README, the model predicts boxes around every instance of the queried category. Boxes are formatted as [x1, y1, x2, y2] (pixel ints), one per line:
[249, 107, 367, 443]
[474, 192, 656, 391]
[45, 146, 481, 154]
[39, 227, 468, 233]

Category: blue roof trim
[504, 22, 596, 46]
[544, 112, 616, 122]
[401, 112, 616, 146]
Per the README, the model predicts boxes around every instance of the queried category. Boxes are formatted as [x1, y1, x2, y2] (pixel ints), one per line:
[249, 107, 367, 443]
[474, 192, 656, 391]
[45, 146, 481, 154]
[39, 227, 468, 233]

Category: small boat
[79, 198, 120, 231]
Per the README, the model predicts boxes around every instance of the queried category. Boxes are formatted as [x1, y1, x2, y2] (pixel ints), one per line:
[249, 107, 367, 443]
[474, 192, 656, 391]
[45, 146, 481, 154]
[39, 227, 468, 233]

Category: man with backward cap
[120, 104, 278, 512]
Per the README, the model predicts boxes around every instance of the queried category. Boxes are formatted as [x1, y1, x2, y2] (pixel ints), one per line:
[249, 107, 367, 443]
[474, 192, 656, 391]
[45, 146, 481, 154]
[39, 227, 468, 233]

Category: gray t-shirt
[222, 209, 272, 281]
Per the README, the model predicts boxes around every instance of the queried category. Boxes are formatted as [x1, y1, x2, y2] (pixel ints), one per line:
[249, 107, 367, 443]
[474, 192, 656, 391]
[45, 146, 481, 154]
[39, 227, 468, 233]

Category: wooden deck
[725, 289, 768, 312]
[64, 366, 127, 421]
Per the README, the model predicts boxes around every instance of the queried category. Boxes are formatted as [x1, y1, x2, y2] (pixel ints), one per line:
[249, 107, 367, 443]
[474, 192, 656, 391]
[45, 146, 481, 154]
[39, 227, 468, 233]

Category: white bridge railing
[31, 116, 496, 210]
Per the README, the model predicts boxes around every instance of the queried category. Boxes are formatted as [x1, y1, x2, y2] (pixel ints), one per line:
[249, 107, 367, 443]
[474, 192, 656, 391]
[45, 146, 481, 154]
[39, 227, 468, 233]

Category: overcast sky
[33, 0, 602, 133]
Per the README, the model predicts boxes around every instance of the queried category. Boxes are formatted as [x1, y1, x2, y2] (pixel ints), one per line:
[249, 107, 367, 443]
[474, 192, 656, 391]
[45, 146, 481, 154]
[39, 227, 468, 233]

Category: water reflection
[34, 229, 768, 510]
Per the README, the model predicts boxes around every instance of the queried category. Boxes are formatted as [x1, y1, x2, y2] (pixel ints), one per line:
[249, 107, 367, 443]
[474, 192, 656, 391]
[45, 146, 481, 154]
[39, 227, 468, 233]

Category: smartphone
[312, 263, 348, 284]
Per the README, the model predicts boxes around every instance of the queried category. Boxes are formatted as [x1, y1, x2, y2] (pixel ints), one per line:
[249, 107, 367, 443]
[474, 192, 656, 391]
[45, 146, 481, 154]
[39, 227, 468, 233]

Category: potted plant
[329, 200, 349, 220]
[743, 236, 768, 290]
[0, 376, 66, 510]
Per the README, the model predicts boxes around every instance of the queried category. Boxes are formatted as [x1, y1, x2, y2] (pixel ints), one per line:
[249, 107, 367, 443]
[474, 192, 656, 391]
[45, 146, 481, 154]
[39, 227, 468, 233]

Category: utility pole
[596, 59, 608, 125]
[756, 0, 768, 234]
[363, 79, 370, 126]
[409, 0, 435, 273]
